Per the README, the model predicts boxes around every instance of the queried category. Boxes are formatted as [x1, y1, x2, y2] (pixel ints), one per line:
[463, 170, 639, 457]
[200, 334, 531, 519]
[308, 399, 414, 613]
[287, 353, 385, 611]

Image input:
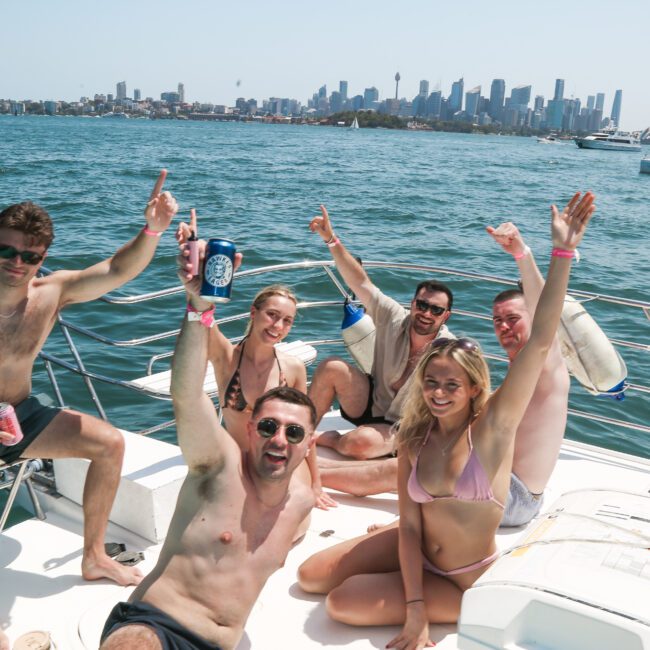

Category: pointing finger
[149, 169, 167, 200]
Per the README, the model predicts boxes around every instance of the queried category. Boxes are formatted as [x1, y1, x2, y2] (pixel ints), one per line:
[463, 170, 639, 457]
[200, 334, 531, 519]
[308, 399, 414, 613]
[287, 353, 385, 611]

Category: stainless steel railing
[38, 260, 650, 437]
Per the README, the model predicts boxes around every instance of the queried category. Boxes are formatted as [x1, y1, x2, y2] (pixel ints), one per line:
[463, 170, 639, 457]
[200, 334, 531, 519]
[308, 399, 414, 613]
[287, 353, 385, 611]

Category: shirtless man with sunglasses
[308, 205, 453, 462]
[0, 171, 177, 586]
[100, 232, 316, 650]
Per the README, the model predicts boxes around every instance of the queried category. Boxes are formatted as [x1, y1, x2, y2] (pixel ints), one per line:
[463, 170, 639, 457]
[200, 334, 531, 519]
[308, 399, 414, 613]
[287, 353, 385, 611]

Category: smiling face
[0, 228, 48, 288]
[410, 288, 451, 337]
[247, 398, 314, 481]
[421, 354, 479, 419]
[492, 296, 532, 359]
[250, 295, 296, 345]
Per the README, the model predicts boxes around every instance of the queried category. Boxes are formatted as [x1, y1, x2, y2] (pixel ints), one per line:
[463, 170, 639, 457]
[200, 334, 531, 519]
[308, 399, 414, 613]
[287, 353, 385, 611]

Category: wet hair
[0, 202, 54, 249]
[245, 284, 298, 336]
[397, 339, 491, 453]
[414, 280, 453, 311]
[493, 287, 524, 306]
[251, 386, 317, 429]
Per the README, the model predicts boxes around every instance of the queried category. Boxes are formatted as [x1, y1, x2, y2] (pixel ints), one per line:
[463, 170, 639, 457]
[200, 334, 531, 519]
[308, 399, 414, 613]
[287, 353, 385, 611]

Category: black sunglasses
[256, 418, 306, 444]
[0, 244, 45, 265]
[414, 298, 447, 317]
[431, 337, 479, 352]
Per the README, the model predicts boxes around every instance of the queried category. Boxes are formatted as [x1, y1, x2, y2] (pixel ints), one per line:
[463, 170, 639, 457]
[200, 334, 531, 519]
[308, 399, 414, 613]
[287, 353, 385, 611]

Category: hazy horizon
[2, 0, 648, 129]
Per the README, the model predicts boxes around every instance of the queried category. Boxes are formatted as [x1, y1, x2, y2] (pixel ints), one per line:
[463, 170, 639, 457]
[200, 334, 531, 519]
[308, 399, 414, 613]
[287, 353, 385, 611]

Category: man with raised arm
[487, 219, 571, 526]
[100, 230, 316, 650]
[0, 171, 177, 585]
[316, 211, 575, 511]
[308, 205, 453, 459]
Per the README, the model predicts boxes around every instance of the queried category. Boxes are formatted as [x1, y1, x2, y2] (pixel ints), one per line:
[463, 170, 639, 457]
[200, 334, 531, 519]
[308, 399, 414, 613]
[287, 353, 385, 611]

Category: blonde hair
[398, 339, 491, 454]
[244, 284, 298, 336]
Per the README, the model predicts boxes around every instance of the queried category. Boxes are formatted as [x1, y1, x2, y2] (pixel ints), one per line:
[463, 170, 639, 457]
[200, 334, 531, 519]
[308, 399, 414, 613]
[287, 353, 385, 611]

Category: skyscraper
[489, 79, 505, 121]
[595, 93, 605, 112]
[534, 95, 544, 111]
[419, 80, 429, 97]
[133, 88, 141, 102]
[363, 87, 379, 109]
[510, 85, 531, 108]
[610, 89, 622, 127]
[426, 90, 442, 118]
[465, 86, 481, 118]
[116, 81, 127, 100]
[554, 79, 564, 101]
[339, 81, 348, 101]
[449, 78, 464, 114]
[178, 83, 185, 103]
[586, 95, 595, 111]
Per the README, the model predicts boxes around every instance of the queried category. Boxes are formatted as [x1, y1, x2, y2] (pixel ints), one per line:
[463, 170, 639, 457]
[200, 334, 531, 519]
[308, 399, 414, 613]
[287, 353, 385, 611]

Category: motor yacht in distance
[537, 133, 562, 144]
[575, 129, 641, 151]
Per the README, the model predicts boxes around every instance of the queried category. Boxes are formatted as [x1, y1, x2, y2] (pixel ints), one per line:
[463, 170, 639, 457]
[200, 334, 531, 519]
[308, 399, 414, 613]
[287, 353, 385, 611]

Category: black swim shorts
[101, 601, 222, 650]
[339, 375, 392, 427]
[0, 393, 61, 464]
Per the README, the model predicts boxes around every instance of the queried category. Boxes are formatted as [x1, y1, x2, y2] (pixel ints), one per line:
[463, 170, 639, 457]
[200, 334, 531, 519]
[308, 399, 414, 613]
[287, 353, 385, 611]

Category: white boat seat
[0, 458, 46, 532]
[131, 340, 318, 398]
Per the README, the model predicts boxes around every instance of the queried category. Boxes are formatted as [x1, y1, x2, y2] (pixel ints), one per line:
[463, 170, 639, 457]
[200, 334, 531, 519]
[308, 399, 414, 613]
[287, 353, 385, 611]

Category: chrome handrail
[38, 260, 649, 438]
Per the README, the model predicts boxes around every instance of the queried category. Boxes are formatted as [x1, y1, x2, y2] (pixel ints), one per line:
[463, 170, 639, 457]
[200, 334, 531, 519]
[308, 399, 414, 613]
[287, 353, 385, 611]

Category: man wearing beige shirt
[308, 206, 453, 460]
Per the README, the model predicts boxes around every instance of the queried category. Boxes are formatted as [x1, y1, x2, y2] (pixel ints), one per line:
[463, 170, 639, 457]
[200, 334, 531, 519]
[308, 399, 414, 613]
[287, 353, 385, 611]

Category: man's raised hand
[144, 169, 178, 234]
[309, 205, 334, 243]
[486, 222, 526, 256]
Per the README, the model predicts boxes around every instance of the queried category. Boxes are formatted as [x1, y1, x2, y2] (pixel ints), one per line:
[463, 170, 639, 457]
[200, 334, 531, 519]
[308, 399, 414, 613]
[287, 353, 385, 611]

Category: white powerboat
[536, 133, 562, 144]
[2, 261, 649, 650]
[575, 130, 641, 151]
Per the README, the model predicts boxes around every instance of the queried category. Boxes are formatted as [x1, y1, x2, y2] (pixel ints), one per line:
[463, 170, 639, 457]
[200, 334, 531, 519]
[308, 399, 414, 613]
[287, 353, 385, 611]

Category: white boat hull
[576, 139, 641, 152]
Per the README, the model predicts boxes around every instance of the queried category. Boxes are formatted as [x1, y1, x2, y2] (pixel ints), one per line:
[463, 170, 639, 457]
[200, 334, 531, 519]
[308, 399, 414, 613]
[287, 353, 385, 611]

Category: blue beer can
[200, 238, 236, 303]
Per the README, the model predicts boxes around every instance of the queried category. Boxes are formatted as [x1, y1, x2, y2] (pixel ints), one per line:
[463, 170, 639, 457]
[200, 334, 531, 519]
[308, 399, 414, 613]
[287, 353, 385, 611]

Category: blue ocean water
[0, 115, 648, 460]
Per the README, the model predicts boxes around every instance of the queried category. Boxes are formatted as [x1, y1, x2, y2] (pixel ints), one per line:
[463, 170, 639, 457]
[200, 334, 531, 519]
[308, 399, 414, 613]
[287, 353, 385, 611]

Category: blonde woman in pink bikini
[298, 191, 595, 648]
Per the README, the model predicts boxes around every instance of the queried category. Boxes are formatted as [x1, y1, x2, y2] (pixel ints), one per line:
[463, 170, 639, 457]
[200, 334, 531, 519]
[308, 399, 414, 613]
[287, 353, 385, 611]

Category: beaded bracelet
[143, 226, 163, 237]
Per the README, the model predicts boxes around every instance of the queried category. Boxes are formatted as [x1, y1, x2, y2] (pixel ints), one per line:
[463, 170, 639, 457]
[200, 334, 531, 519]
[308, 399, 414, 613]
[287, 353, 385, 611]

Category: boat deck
[2, 411, 648, 650]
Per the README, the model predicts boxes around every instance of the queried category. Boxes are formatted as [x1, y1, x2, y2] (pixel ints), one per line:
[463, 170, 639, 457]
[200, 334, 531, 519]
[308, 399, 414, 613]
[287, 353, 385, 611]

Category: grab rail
[38, 260, 649, 438]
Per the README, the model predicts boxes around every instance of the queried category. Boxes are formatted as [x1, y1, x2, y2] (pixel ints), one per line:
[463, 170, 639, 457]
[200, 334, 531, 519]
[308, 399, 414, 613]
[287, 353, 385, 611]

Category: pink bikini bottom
[423, 549, 500, 576]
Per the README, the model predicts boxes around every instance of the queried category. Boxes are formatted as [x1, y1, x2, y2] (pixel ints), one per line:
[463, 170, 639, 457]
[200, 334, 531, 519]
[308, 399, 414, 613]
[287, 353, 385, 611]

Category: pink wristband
[327, 237, 340, 248]
[186, 303, 216, 328]
[551, 248, 575, 259]
[143, 226, 163, 237]
[513, 245, 531, 261]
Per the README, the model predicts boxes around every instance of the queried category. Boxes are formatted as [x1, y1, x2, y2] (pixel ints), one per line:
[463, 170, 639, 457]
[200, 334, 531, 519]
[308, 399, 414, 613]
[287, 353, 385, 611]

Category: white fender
[558, 295, 627, 399]
[341, 302, 376, 375]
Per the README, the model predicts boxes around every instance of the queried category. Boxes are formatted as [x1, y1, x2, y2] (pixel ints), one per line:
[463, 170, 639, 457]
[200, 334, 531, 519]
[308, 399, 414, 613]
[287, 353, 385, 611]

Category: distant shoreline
[0, 113, 586, 139]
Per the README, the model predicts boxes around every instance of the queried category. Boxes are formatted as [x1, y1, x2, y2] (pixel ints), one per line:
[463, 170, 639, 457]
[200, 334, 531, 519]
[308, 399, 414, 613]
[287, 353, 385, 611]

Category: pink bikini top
[407, 425, 505, 509]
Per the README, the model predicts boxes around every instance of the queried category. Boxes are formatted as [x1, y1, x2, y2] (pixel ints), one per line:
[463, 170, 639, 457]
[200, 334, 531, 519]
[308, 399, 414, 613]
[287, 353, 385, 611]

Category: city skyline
[1, 0, 648, 129]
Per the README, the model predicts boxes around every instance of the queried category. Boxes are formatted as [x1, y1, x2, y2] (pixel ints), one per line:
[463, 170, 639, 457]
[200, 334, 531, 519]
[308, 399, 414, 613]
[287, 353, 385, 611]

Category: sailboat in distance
[350, 115, 359, 129]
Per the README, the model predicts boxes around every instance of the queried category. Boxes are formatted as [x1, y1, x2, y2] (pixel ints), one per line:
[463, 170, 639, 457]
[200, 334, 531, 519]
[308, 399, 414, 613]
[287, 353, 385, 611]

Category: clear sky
[2, 0, 648, 129]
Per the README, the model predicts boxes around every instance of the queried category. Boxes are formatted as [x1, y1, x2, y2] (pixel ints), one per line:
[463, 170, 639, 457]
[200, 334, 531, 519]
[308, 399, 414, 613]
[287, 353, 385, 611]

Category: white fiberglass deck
[2, 411, 649, 650]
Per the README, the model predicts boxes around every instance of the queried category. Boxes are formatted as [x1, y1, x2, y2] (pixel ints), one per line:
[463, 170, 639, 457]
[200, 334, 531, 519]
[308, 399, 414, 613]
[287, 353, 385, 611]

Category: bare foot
[82, 553, 144, 586]
[0, 629, 10, 650]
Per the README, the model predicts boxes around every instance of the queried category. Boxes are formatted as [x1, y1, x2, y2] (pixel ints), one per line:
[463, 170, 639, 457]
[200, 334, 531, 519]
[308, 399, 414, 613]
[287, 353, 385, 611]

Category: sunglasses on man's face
[413, 298, 447, 317]
[256, 418, 307, 445]
[0, 244, 45, 265]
